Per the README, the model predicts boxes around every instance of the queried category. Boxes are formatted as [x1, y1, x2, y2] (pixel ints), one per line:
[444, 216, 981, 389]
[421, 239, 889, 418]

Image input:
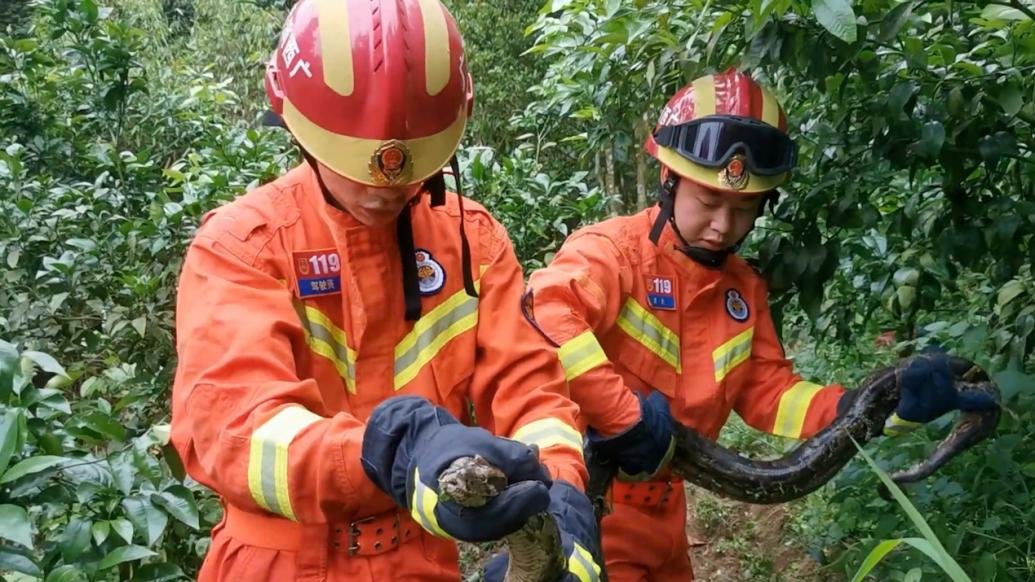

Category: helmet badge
[369, 141, 412, 185]
[719, 154, 749, 191]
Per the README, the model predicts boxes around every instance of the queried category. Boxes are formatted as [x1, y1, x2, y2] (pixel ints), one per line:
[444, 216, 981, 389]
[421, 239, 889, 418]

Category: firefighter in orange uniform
[525, 70, 996, 581]
[170, 1, 601, 580]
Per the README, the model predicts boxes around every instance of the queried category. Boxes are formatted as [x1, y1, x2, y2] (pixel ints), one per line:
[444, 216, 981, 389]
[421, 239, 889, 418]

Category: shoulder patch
[725, 288, 750, 322]
[415, 249, 446, 295]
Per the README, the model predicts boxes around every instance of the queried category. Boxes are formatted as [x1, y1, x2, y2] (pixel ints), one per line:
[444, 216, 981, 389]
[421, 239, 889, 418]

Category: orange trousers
[198, 504, 459, 581]
[602, 479, 694, 581]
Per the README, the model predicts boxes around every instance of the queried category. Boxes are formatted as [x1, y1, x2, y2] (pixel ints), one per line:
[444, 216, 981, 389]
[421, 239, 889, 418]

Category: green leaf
[92, 520, 111, 546]
[897, 285, 916, 310]
[997, 82, 1023, 116]
[131, 316, 147, 337]
[162, 443, 187, 482]
[812, 0, 857, 43]
[893, 267, 920, 286]
[0, 409, 23, 476]
[915, 121, 945, 158]
[879, 1, 917, 42]
[996, 280, 1026, 309]
[991, 369, 1034, 401]
[81, 411, 127, 442]
[59, 517, 92, 562]
[122, 496, 169, 545]
[46, 565, 89, 582]
[152, 485, 199, 529]
[98, 544, 157, 570]
[0, 340, 18, 399]
[0, 505, 33, 548]
[851, 538, 908, 581]
[981, 4, 1029, 20]
[852, 439, 972, 581]
[0, 547, 41, 577]
[111, 517, 134, 543]
[1, 455, 66, 483]
[20, 350, 68, 378]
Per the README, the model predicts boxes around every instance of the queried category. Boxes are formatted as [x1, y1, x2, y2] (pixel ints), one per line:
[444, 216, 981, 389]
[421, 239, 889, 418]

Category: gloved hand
[586, 391, 675, 480]
[360, 395, 552, 542]
[483, 480, 602, 582]
[884, 350, 998, 436]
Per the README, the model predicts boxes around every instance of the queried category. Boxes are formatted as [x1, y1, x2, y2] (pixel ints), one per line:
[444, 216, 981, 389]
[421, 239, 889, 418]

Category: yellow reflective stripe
[417, 0, 450, 95]
[247, 406, 323, 521]
[410, 468, 450, 538]
[883, 413, 923, 437]
[772, 381, 825, 438]
[693, 75, 716, 117]
[558, 331, 609, 381]
[394, 284, 480, 390]
[568, 542, 601, 582]
[713, 327, 754, 382]
[511, 418, 584, 458]
[315, 0, 353, 96]
[299, 305, 356, 393]
[615, 299, 681, 372]
[760, 86, 780, 127]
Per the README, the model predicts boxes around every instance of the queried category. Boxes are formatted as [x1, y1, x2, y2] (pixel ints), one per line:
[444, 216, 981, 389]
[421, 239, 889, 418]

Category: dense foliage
[1, 0, 1032, 580]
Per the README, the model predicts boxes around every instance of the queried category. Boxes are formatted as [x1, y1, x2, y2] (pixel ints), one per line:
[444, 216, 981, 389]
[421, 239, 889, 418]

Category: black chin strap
[648, 174, 730, 269]
[426, 157, 478, 300]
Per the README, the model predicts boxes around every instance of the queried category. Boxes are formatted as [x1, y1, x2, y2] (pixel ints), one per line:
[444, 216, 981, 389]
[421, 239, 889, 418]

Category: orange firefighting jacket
[171, 164, 586, 529]
[527, 206, 844, 440]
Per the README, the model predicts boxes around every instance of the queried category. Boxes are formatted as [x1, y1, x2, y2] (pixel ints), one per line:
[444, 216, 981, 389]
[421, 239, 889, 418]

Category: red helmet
[265, 0, 474, 187]
[645, 69, 796, 194]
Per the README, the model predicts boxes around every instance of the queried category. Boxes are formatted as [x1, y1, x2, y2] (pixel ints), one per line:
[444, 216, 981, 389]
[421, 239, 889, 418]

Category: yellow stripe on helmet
[315, 0, 354, 97]
[417, 0, 451, 96]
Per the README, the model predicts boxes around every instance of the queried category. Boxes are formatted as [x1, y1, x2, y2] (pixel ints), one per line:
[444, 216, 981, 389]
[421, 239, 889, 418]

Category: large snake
[440, 356, 1001, 582]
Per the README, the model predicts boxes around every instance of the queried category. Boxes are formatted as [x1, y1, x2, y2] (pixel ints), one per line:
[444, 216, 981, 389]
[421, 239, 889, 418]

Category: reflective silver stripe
[558, 331, 609, 381]
[410, 468, 449, 538]
[713, 327, 754, 382]
[247, 406, 323, 521]
[772, 381, 825, 438]
[297, 304, 357, 393]
[394, 291, 479, 389]
[615, 299, 681, 371]
[512, 418, 583, 457]
[568, 542, 601, 582]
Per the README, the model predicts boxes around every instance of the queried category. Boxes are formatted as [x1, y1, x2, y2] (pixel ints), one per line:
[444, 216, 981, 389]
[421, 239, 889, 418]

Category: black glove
[361, 396, 552, 541]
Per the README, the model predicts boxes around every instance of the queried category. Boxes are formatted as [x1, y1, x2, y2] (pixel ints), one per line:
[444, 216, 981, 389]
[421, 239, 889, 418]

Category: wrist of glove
[587, 391, 675, 480]
[483, 480, 602, 582]
[360, 395, 551, 542]
[884, 350, 997, 437]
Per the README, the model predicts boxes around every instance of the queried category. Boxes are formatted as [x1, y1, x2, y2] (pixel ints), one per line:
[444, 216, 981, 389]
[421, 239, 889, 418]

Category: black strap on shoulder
[449, 156, 478, 299]
[396, 205, 422, 321]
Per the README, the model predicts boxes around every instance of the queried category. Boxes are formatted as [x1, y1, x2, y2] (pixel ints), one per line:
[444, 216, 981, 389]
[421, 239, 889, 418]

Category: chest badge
[293, 249, 342, 298]
[725, 288, 750, 322]
[646, 275, 676, 310]
[415, 249, 446, 295]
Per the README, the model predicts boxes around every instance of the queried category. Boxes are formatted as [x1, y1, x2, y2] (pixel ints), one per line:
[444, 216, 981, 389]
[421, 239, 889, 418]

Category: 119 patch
[646, 275, 676, 310]
[293, 249, 342, 298]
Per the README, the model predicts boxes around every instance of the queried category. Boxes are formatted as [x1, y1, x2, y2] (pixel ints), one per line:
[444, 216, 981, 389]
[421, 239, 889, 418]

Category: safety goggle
[652, 115, 798, 176]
